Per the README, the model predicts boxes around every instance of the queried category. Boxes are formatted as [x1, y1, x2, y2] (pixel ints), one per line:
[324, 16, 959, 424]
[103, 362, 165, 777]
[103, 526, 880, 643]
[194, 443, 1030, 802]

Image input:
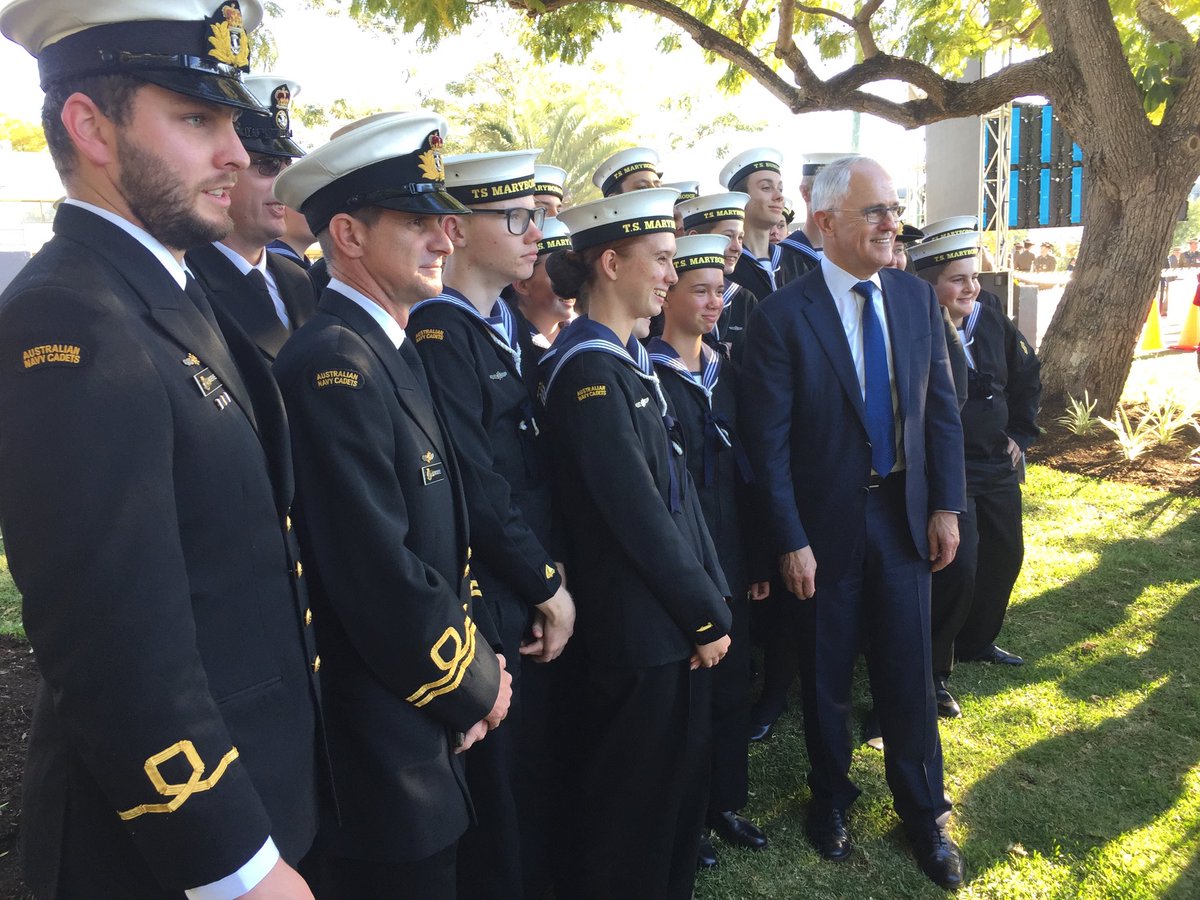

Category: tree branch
[1136, 0, 1190, 46]
[794, 0, 880, 57]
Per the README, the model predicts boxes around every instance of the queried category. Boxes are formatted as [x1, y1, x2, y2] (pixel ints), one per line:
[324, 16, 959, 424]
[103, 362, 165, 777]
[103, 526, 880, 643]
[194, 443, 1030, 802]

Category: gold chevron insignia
[117, 741, 239, 820]
[407, 616, 479, 707]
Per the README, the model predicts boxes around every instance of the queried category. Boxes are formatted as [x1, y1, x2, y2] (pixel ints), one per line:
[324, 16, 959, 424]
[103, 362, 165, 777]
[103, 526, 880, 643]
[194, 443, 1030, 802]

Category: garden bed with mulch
[1028, 424, 1200, 496]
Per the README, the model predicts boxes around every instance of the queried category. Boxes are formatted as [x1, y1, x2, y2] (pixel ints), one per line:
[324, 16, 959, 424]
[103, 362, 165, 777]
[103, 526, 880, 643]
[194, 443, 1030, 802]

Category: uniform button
[311, 655, 321, 673]
[294, 561, 303, 578]
[304, 608, 313, 626]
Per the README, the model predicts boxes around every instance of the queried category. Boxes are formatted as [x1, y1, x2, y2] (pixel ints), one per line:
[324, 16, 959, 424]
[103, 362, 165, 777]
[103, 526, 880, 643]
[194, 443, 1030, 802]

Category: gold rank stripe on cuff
[406, 616, 479, 708]
[117, 741, 240, 821]
[696, 622, 714, 633]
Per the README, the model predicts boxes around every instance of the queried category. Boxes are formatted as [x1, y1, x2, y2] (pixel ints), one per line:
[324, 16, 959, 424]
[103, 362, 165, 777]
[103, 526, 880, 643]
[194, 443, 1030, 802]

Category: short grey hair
[810, 156, 875, 214]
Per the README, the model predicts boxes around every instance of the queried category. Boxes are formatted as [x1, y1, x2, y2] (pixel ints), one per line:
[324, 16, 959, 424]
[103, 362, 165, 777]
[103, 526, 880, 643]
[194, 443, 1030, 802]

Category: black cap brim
[137, 69, 264, 113]
[373, 190, 472, 216]
[241, 135, 306, 158]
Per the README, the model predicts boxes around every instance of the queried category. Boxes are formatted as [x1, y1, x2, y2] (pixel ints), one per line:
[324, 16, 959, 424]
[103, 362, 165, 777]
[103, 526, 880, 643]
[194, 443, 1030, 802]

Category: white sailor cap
[907, 230, 980, 271]
[801, 152, 858, 177]
[719, 147, 783, 189]
[534, 164, 567, 199]
[559, 187, 680, 251]
[592, 147, 662, 196]
[663, 181, 700, 204]
[536, 216, 571, 257]
[677, 192, 749, 231]
[920, 216, 978, 242]
[672, 234, 731, 273]
[237, 75, 303, 158]
[274, 110, 467, 234]
[444, 150, 541, 206]
[1, 0, 265, 111]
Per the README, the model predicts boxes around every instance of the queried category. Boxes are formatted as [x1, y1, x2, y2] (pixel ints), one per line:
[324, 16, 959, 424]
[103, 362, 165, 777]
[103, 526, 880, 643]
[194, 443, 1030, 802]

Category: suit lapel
[879, 269, 913, 423]
[190, 245, 290, 360]
[318, 290, 447, 458]
[801, 274, 868, 430]
[266, 251, 317, 330]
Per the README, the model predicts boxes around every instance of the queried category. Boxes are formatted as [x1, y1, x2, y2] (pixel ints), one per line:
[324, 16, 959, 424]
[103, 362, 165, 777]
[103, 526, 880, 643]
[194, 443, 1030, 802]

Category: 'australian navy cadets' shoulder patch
[314, 369, 362, 390]
[576, 384, 607, 402]
[20, 343, 87, 371]
[413, 328, 444, 343]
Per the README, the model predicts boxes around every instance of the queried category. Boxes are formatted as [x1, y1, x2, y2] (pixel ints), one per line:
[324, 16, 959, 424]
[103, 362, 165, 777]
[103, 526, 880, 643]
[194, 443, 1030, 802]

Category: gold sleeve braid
[406, 614, 479, 708]
[117, 741, 240, 821]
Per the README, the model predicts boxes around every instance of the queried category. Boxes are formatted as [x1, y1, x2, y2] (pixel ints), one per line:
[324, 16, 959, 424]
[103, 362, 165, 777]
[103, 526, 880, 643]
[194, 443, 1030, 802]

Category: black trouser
[749, 576, 800, 727]
[577, 660, 713, 900]
[305, 843, 457, 900]
[708, 593, 751, 815]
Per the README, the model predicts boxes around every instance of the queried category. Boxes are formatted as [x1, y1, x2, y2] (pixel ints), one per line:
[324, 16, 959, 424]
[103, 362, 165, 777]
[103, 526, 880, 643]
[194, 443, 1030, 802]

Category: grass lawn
[700, 464, 1200, 898]
[0, 465, 1196, 897]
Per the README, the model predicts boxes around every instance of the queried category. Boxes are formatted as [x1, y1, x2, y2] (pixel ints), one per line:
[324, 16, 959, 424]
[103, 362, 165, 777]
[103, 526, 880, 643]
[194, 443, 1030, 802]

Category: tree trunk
[1036, 158, 1193, 419]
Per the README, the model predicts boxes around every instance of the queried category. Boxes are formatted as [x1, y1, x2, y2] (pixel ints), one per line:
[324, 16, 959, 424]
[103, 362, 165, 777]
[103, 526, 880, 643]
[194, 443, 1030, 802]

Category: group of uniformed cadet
[0, 2, 1043, 898]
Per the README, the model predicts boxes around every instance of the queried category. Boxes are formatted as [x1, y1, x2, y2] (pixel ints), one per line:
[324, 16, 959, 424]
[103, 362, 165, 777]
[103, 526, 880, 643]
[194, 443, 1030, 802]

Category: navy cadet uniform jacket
[775, 229, 822, 289]
[187, 243, 317, 361]
[0, 204, 319, 897]
[959, 303, 1041, 494]
[407, 297, 561, 653]
[273, 288, 502, 863]
[714, 281, 761, 366]
[540, 336, 732, 666]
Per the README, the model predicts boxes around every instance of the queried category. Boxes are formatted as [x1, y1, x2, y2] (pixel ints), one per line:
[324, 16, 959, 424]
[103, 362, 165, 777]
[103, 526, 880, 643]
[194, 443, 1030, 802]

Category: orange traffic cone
[1172, 295, 1200, 351]
[1141, 296, 1163, 351]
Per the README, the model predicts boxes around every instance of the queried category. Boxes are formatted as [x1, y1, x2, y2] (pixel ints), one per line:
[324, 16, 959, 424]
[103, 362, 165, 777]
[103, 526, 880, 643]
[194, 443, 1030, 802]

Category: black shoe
[697, 832, 719, 870]
[907, 824, 965, 889]
[935, 679, 962, 719]
[862, 708, 884, 751]
[962, 644, 1024, 666]
[805, 805, 853, 861]
[748, 720, 775, 742]
[709, 811, 768, 850]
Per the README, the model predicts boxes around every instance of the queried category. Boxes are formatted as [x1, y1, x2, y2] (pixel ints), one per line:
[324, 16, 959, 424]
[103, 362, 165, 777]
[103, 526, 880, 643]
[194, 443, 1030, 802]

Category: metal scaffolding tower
[980, 103, 1012, 269]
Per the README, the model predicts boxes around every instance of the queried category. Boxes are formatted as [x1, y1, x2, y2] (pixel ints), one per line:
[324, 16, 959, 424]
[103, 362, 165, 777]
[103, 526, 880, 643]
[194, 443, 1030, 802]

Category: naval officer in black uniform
[0, 2, 321, 896]
[649, 234, 770, 869]
[188, 74, 316, 361]
[542, 187, 733, 900]
[272, 111, 510, 899]
[408, 149, 575, 899]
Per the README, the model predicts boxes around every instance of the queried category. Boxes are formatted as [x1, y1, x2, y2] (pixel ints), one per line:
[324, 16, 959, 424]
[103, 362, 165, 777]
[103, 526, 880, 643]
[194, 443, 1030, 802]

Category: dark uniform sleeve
[277, 345, 499, 732]
[0, 287, 271, 890]
[412, 315, 562, 606]
[554, 364, 730, 644]
[920, 284, 968, 514]
[1002, 317, 1042, 451]
[942, 305, 969, 411]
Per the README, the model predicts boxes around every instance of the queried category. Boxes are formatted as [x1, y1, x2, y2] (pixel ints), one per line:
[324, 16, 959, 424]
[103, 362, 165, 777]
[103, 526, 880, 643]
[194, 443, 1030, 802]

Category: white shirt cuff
[185, 837, 279, 900]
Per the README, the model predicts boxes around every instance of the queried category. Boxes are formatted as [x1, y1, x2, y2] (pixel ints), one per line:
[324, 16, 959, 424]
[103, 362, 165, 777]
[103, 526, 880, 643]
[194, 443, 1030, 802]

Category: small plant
[1057, 392, 1099, 435]
[1141, 388, 1199, 447]
[1098, 405, 1156, 462]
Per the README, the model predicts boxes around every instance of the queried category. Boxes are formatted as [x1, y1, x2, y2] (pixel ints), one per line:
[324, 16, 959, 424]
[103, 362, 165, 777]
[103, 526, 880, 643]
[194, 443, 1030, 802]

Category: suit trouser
[708, 593, 751, 815]
[577, 659, 712, 900]
[749, 577, 801, 728]
[953, 485, 1024, 660]
[931, 497, 979, 678]
[796, 475, 951, 827]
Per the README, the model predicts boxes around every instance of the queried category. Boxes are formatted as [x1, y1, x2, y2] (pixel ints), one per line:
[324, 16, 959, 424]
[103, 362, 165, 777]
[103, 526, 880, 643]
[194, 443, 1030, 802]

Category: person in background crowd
[665, 181, 701, 235]
[533, 164, 566, 218]
[1012, 239, 1035, 271]
[541, 187, 732, 900]
[720, 147, 786, 302]
[774, 153, 857, 286]
[592, 147, 662, 197]
[1033, 242, 1058, 273]
[510, 216, 575, 348]
[741, 156, 967, 890]
[0, 1, 322, 896]
[1183, 238, 1200, 266]
[188, 74, 316, 362]
[649, 233, 771, 872]
[273, 111, 510, 900]
[269, 206, 318, 269]
[909, 232, 1040, 697]
[408, 149, 575, 900]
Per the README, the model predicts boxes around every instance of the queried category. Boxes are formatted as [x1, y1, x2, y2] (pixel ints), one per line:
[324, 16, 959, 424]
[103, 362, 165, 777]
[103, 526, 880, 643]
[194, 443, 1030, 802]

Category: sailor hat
[672, 234, 731, 273]
[443, 150, 541, 205]
[559, 187, 680, 251]
[920, 215, 978, 242]
[801, 152, 857, 177]
[533, 164, 567, 200]
[907, 230, 980, 271]
[592, 147, 662, 196]
[677, 192, 749, 231]
[536, 216, 571, 257]
[663, 180, 700, 204]
[719, 147, 782, 190]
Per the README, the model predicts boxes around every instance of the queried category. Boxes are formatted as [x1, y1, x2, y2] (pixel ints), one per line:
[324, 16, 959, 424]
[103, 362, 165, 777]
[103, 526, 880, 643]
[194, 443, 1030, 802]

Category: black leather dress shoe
[697, 832, 718, 870]
[805, 806, 853, 861]
[748, 720, 775, 742]
[935, 679, 962, 719]
[963, 644, 1024, 665]
[709, 811, 768, 850]
[907, 824, 965, 889]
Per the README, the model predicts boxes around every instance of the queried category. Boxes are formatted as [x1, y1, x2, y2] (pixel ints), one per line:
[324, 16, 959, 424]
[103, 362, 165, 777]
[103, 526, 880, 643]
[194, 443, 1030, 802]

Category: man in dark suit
[272, 111, 510, 899]
[0, 2, 320, 897]
[189, 75, 315, 361]
[741, 156, 968, 890]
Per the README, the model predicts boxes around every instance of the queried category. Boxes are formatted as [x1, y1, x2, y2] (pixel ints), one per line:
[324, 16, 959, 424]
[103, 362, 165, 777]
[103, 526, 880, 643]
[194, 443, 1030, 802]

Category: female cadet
[909, 232, 1041, 716]
[540, 188, 733, 900]
[648, 235, 770, 869]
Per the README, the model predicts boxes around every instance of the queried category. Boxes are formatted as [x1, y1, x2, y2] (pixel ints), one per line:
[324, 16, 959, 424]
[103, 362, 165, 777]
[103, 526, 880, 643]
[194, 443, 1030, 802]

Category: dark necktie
[852, 280, 896, 476]
[246, 268, 286, 328]
[398, 337, 432, 398]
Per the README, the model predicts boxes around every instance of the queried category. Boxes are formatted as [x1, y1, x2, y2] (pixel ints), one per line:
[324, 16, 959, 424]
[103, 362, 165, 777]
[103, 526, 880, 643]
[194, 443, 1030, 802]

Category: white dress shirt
[329, 277, 406, 348]
[213, 241, 291, 329]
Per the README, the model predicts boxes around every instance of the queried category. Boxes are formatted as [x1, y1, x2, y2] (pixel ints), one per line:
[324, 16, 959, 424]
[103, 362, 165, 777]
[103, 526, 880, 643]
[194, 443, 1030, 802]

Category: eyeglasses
[828, 204, 906, 225]
[250, 156, 291, 178]
[469, 205, 546, 236]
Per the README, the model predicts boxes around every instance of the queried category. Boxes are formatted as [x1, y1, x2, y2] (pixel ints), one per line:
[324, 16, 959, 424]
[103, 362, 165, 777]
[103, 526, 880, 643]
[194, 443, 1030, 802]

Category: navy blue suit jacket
[741, 264, 966, 584]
